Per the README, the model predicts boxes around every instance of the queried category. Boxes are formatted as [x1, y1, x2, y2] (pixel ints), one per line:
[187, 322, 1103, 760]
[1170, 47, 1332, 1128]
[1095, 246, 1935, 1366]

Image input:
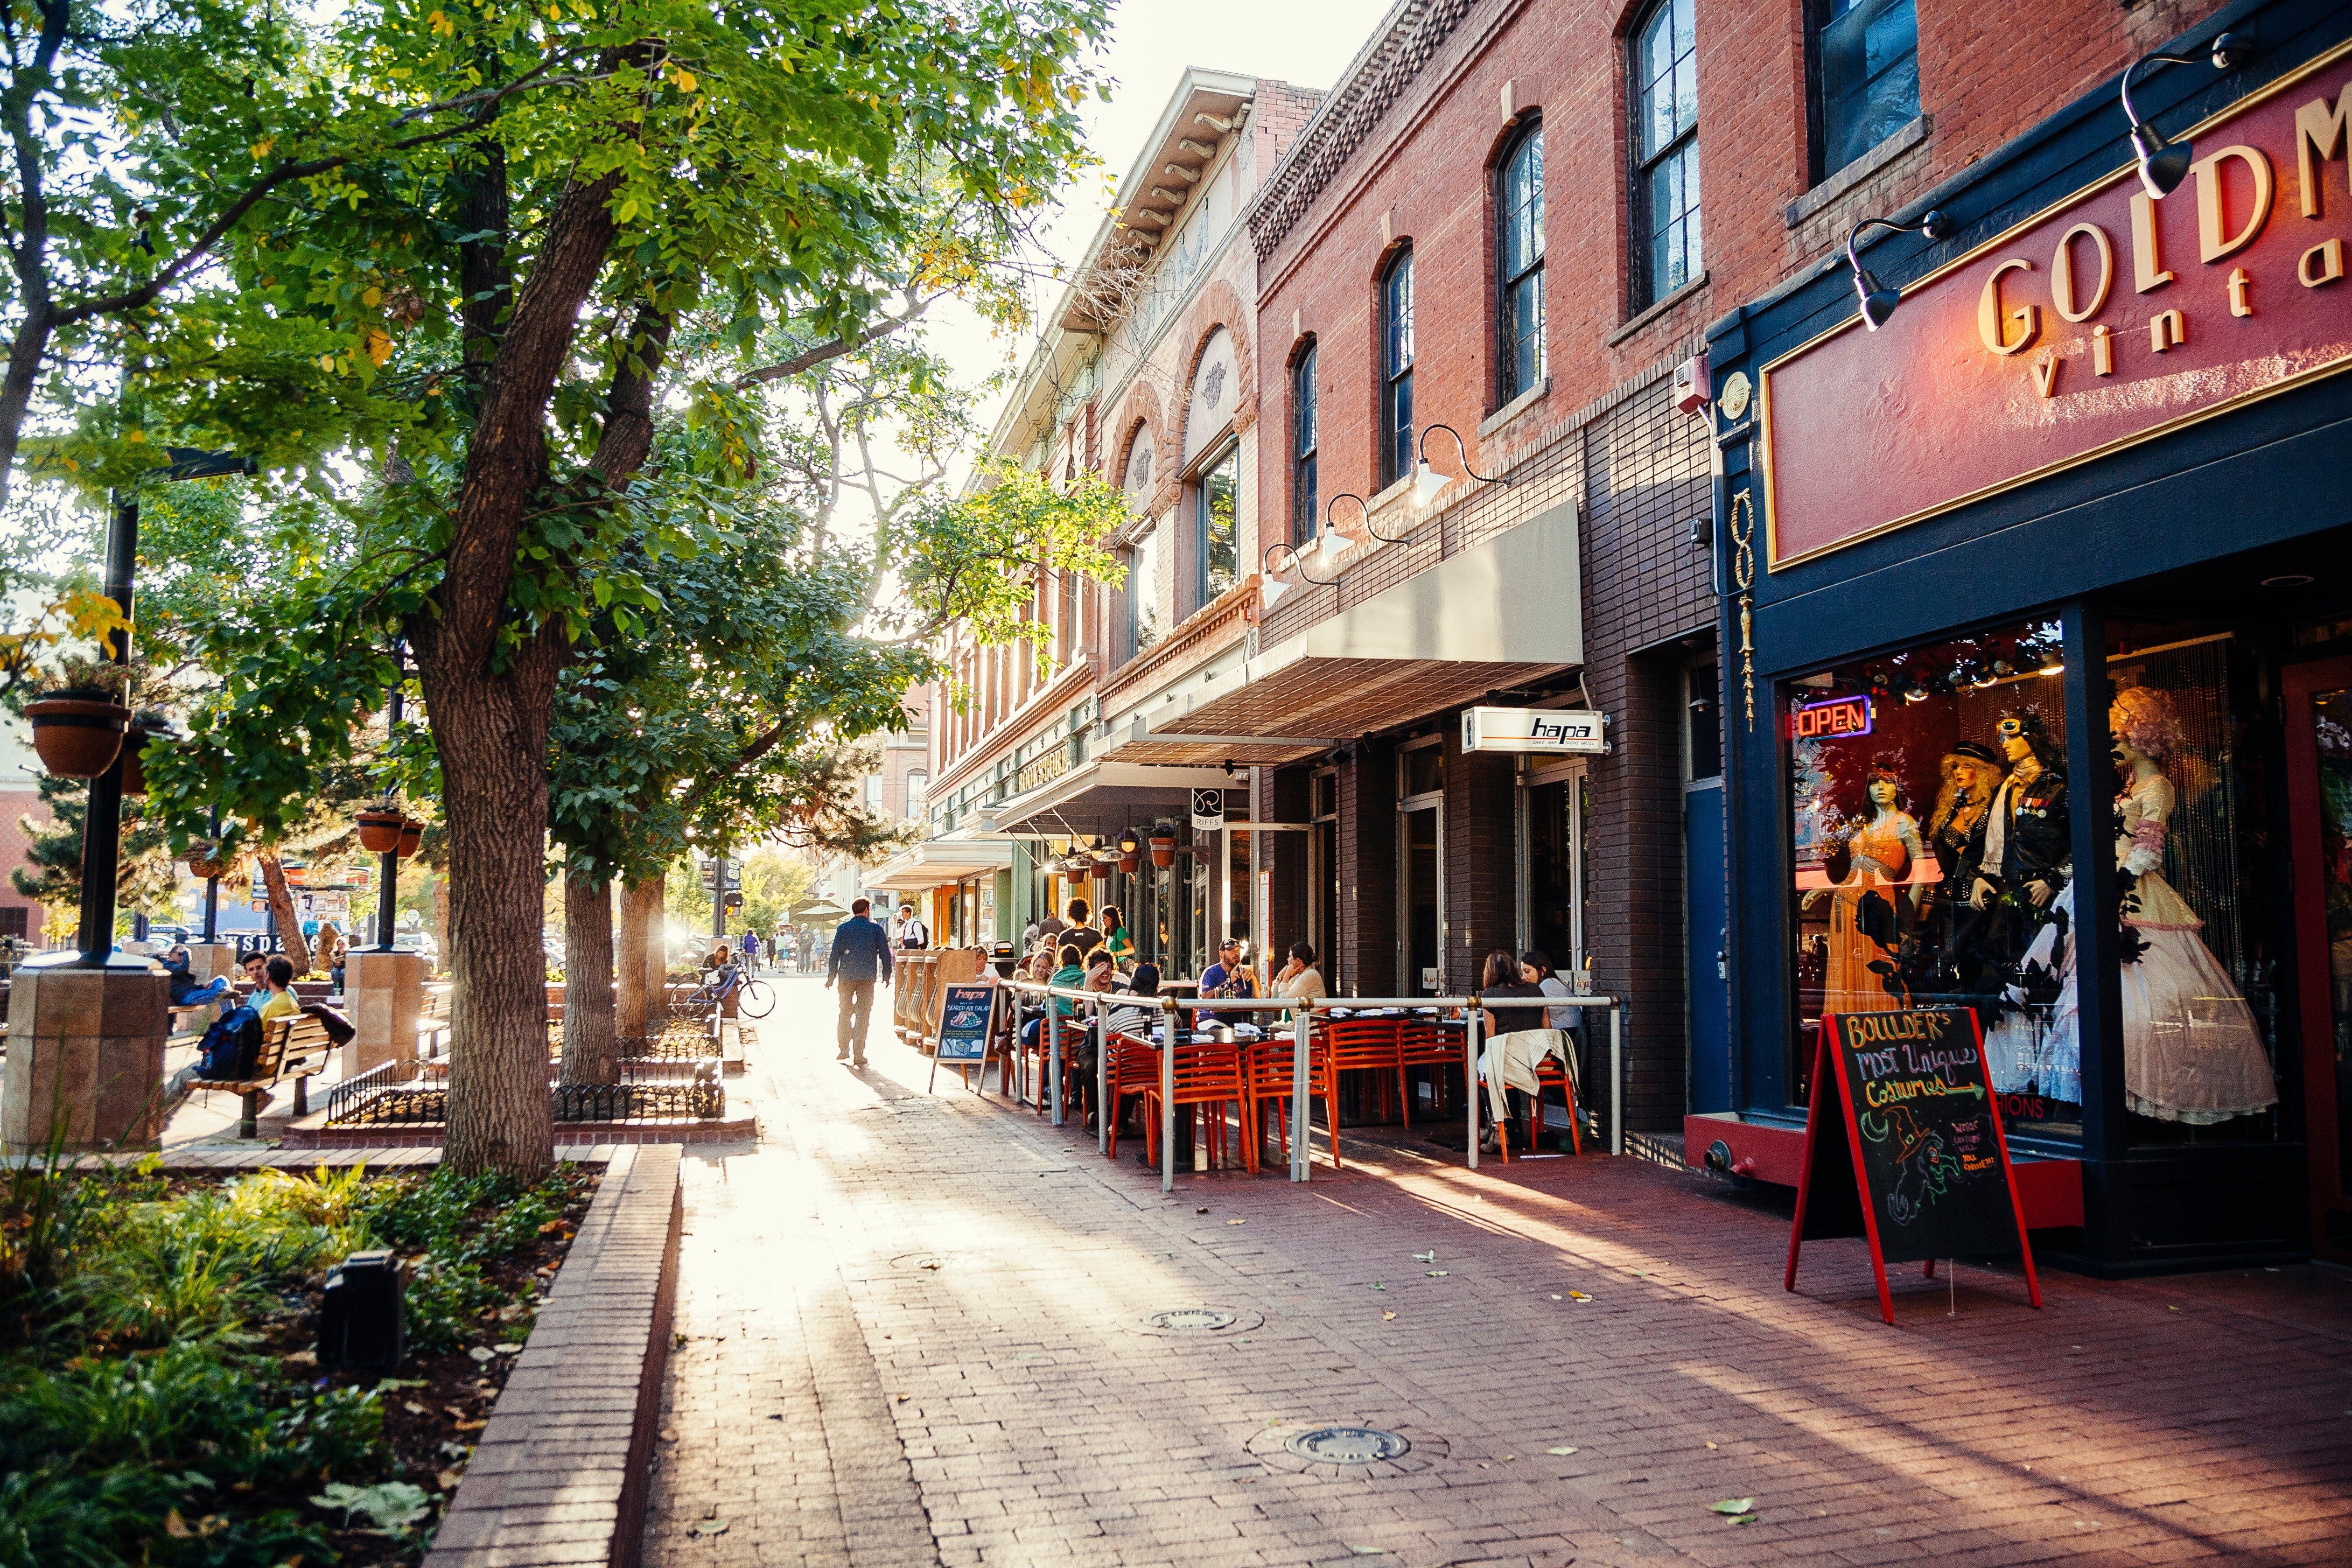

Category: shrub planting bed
[0, 1156, 597, 1566]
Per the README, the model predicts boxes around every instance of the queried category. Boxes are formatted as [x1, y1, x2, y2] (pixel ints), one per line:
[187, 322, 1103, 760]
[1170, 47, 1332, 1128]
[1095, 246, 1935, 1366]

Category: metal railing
[994, 979, 1623, 1193]
[323, 1055, 725, 1128]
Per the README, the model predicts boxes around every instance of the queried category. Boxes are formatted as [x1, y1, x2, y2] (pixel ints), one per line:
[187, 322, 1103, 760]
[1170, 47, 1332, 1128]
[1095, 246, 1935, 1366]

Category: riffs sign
[1461, 707, 1608, 755]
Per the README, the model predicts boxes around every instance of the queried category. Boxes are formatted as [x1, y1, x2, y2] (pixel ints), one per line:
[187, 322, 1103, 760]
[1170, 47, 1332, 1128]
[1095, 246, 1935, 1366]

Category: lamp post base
[347, 949, 427, 1078]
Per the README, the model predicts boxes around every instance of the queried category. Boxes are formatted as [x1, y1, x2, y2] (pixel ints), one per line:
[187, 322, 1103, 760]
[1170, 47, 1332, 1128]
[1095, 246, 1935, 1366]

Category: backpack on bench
[195, 1005, 264, 1081]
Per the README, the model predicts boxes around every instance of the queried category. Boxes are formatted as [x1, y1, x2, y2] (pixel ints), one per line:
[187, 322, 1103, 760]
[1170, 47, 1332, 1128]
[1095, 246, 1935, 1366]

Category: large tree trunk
[561, 869, 618, 1086]
[645, 871, 668, 1030]
[615, 875, 657, 1039]
[254, 848, 313, 974]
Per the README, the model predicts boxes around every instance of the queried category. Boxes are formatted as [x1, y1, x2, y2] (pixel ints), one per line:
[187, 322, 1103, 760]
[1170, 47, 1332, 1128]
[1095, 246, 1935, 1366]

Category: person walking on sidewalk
[825, 897, 894, 1066]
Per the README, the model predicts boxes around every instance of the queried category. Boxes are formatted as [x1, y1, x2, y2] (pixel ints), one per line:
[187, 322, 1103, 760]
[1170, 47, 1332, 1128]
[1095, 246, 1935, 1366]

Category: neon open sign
[1791, 693, 1873, 739]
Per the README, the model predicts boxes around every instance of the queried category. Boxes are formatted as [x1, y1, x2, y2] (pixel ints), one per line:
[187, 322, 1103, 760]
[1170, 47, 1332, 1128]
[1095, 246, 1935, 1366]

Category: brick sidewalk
[642, 979, 2352, 1567]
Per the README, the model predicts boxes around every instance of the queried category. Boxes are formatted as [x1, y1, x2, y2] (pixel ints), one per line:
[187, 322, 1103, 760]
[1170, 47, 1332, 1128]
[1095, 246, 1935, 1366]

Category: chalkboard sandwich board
[1783, 1007, 2041, 1325]
[928, 983, 997, 1094]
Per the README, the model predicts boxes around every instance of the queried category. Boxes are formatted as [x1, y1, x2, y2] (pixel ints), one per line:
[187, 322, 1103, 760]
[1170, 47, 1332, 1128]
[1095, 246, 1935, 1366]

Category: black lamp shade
[2134, 124, 2192, 198]
[1855, 268, 1901, 330]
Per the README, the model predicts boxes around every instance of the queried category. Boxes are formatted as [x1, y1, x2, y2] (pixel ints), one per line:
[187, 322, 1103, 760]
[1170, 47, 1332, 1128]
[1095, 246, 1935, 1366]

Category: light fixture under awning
[992, 760, 1240, 841]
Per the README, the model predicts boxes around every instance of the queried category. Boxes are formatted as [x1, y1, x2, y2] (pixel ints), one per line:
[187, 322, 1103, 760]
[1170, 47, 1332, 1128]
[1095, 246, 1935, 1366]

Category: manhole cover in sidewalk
[1132, 1306, 1262, 1337]
[1147, 1308, 1236, 1331]
[1286, 1427, 1410, 1464]
[1248, 1420, 1445, 1477]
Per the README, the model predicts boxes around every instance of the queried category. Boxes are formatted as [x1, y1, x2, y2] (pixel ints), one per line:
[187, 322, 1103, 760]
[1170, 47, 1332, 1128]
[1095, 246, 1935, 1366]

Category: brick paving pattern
[643, 979, 2352, 1567]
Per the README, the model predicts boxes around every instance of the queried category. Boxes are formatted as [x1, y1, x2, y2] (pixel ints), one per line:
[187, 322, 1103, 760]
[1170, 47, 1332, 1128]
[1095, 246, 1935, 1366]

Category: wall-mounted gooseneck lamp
[1258, 538, 1338, 610]
[2122, 30, 2253, 199]
[1846, 208, 1958, 330]
[1412, 423, 1508, 506]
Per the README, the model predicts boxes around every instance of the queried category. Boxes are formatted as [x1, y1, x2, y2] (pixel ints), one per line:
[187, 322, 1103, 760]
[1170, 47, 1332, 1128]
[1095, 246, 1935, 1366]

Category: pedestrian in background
[824, 897, 893, 1066]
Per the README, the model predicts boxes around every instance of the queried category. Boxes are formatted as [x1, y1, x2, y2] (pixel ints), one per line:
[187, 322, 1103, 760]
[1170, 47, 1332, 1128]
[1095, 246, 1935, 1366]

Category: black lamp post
[73, 449, 255, 968]
[371, 675, 404, 953]
[200, 806, 221, 944]
[1844, 209, 1958, 330]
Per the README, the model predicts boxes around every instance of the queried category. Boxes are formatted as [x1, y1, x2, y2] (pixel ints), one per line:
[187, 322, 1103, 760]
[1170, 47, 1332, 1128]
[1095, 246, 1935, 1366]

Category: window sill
[1607, 272, 1710, 347]
[1784, 115, 1933, 229]
[1478, 377, 1551, 440]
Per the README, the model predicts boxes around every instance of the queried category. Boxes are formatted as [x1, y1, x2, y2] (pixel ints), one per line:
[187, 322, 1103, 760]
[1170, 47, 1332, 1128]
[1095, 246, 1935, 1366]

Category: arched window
[1292, 344, 1319, 544]
[1380, 249, 1415, 488]
[1497, 121, 1545, 401]
[1631, 0, 1700, 311]
[1121, 422, 1153, 500]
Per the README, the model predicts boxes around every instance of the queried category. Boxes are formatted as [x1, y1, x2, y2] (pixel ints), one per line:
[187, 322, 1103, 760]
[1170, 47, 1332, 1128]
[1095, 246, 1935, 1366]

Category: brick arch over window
[1108, 383, 1167, 513]
[1170, 279, 1255, 466]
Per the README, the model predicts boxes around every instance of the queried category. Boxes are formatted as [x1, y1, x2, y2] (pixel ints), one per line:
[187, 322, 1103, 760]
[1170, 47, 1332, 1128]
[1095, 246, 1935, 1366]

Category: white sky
[928, 0, 1395, 439]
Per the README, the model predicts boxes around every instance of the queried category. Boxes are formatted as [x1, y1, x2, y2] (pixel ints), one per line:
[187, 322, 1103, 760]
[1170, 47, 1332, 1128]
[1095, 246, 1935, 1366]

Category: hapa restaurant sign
[1760, 47, 2352, 569]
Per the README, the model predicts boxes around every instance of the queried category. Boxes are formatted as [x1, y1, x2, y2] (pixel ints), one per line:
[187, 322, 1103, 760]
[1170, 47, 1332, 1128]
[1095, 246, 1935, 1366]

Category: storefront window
[2106, 622, 2279, 1145]
[1786, 619, 2081, 1140]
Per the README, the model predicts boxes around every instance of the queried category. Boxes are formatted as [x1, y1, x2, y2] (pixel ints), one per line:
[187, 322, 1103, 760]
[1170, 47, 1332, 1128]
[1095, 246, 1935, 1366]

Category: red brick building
[1124, 0, 2235, 1139]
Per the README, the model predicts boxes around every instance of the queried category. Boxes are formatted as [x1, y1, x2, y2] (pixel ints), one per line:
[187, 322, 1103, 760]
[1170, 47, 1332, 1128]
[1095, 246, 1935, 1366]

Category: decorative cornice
[1245, 0, 1475, 262]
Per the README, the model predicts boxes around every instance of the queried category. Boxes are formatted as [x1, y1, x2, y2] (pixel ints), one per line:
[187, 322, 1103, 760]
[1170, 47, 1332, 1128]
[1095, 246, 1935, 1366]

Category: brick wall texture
[0, 786, 50, 944]
[1236, 0, 2225, 1128]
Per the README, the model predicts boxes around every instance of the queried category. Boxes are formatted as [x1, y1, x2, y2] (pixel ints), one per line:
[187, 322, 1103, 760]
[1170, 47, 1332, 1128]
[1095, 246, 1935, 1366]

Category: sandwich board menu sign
[1784, 1006, 2041, 1325]
[928, 983, 997, 1093]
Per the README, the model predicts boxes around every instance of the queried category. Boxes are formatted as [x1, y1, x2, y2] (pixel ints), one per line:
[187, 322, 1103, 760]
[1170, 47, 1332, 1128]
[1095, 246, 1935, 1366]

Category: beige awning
[1131, 501, 1581, 745]
[864, 840, 1015, 892]
[991, 759, 1240, 841]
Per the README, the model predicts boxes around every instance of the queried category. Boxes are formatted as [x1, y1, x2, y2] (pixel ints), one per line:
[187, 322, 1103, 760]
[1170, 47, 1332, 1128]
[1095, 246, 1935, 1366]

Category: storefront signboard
[1460, 706, 1608, 755]
[1784, 1007, 2042, 1325]
[1762, 46, 2352, 569]
[928, 983, 997, 1093]
[1191, 788, 1226, 831]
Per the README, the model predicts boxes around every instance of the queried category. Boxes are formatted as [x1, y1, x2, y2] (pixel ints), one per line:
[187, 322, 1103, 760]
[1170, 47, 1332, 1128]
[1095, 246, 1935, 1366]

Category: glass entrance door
[2286, 657, 2352, 1263]
[1403, 806, 1442, 995]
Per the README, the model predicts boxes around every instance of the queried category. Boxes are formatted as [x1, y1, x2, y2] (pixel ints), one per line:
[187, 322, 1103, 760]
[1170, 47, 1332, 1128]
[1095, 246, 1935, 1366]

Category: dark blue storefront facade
[1700, 0, 2352, 1275]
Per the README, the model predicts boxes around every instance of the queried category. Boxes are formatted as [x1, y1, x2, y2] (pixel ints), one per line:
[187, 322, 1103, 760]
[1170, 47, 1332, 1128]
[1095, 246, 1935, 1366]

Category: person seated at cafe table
[1018, 943, 1088, 1052]
[1199, 937, 1258, 1023]
[1273, 941, 1327, 1005]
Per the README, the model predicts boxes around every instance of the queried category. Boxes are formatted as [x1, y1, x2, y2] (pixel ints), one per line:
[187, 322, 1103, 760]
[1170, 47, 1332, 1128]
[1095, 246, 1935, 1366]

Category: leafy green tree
[59, 0, 1119, 1177]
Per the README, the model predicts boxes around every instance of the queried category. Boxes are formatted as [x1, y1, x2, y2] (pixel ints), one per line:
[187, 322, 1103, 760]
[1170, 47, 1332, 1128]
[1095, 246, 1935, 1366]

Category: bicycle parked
[685, 961, 775, 1020]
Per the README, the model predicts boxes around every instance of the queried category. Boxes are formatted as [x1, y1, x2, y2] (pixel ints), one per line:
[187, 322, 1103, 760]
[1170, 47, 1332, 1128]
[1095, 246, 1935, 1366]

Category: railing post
[1160, 996, 1177, 1195]
[1291, 1002, 1311, 1183]
[1611, 1002, 1624, 1157]
[1051, 990, 1066, 1127]
[1095, 994, 1108, 1154]
[1465, 994, 1483, 1171]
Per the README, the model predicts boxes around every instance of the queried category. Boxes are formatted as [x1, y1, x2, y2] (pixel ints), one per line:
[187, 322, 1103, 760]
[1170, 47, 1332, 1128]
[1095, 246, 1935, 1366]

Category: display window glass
[2105, 622, 2279, 1145]
[1786, 619, 2081, 1142]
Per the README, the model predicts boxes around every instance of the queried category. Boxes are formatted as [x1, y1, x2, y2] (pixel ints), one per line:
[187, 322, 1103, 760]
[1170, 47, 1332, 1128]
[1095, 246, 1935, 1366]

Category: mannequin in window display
[1908, 740, 2008, 996]
[2107, 686, 2277, 1123]
[1970, 711, 2077, 1099]
[1802, 766, 1922, 1014]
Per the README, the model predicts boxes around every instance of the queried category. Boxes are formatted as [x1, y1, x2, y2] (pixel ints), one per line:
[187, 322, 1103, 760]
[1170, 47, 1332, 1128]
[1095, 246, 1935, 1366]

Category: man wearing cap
[1198, 937, 1258, 1025]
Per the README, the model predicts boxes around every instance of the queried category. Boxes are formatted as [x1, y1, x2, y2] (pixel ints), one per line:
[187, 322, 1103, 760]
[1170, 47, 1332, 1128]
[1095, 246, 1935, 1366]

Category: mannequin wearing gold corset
[1803, 768, 1923, 1015]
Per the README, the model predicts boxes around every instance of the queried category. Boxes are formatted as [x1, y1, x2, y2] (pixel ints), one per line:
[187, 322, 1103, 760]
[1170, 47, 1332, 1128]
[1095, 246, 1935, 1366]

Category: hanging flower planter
[1118, 853, 1139, 876]
[118, 715, 174, 797]
[184, 842, 236, 880]
[396, 820, 424, 858]
[24, 692, 129, 779]
[1147, 832, 1178, 869]
[356, 809, 404, 853]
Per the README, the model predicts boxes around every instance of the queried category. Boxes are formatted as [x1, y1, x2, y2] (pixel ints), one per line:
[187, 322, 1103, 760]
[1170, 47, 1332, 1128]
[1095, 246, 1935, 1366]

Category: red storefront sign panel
[1761, 46, 2352, 569]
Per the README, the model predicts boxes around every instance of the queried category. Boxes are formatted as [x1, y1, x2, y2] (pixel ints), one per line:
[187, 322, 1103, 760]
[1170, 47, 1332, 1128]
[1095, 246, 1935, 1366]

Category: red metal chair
[1396, 1018, 1464, 1126]
[1494, 1046, 1583, 1163]
[1142, 1038, 1254, 1174]
[1103, 1030, 1163, 1160]
[1324, 1017, 1406, 1124]
[1243, 1029, 1339, 1170]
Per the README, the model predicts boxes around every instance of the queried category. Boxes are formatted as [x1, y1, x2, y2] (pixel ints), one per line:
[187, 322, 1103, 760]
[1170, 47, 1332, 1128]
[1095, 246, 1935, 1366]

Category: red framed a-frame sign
[1785, 1007, 2042, 1325]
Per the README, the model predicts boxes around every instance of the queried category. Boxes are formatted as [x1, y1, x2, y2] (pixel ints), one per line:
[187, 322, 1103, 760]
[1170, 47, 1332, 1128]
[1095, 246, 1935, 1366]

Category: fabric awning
[990, 760, 1241, 841]
[1128, 500, 1581, 746]
[863, 840, 1015, 892]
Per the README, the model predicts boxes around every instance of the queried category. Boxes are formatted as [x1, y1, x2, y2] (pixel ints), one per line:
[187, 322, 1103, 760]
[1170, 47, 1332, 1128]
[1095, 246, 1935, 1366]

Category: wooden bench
[188, 1013, 337, 1139]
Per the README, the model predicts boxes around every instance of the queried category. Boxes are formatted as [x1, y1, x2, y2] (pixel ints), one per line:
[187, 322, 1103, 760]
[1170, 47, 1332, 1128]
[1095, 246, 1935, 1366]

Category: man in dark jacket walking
[825, 898, 894, 1066]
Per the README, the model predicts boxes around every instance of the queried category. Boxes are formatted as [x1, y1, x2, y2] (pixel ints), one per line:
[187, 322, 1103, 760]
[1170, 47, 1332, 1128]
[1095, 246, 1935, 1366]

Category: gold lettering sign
[1977, 258, 2039, 355]
[2190, 144, 2274, 263]
[2050, 223, 2113, 321]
